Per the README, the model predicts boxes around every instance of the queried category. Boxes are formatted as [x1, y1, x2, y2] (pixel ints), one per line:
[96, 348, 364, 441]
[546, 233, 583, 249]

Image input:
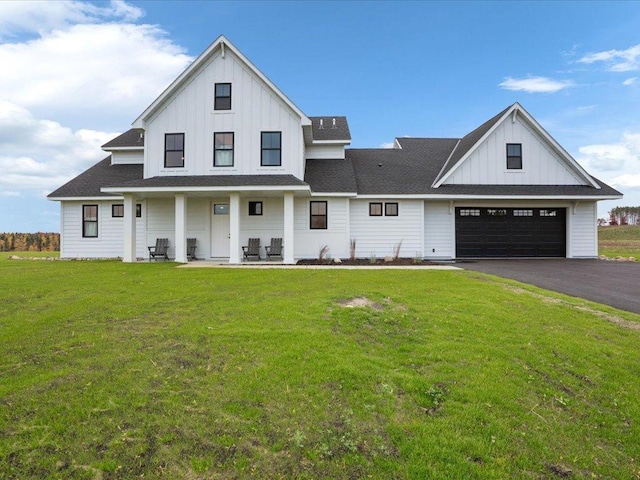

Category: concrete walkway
[179, 261, 460, 270]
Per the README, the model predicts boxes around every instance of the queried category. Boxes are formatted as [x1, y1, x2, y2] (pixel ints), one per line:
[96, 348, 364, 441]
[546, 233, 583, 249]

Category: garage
[455, 207, 566, 258]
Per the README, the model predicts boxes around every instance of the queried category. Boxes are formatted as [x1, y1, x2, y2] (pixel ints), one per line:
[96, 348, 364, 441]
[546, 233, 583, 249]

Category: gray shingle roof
[102, 129, 145, 149]
[304, 159, 357, 193]
[309, 116, 351, 141]
[47, 157, 143, 198]
[106, 175, 308, 189]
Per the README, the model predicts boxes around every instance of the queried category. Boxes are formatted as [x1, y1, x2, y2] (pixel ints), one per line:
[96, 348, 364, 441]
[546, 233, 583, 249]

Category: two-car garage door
[455, 207, 566, 257]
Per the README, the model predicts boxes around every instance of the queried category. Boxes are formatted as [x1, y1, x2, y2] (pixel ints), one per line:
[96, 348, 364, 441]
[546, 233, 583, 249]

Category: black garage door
[456, 207, 566, 258]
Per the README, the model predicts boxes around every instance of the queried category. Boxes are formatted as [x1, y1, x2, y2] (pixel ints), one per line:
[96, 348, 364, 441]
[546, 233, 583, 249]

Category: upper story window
[214, 132, 234, 167]
[261, 132, 281, 166]
[83, 205, 98, 238]
[506, 143, 522, 170]
[165, 133, 185, 168]
[214, 83, 231, 110]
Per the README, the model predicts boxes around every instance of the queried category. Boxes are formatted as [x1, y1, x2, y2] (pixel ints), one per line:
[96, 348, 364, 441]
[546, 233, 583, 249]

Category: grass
[599, 225, 640, 260]
[1, 254, 640, 479]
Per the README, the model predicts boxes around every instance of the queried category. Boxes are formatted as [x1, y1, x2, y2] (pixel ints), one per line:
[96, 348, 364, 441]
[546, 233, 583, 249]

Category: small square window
[112, 204, 124, 217]
[214, 83, 231, 110]
[507, 143, 522, 170]
[369, 202, 382, 216]
[385, 202, 398, 216]
[249, 201, 263, 216]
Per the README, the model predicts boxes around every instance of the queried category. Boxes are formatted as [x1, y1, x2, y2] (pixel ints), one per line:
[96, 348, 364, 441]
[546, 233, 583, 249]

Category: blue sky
[1, 0, 639, 232]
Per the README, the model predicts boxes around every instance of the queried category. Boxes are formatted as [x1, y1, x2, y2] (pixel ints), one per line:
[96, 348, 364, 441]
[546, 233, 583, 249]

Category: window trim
[82, 204, 98, 238]
[248, 201, 263, 216]
[369, 202, 383, 216]
[310, 201, 327, 230]
[214, 132, 234, 167]
[164, 133, 185, 168]
[506, 143, 522, 170]
[214, 82, 232, 110]
[261, 131, 282, 167]
[385, 202, 399, 216]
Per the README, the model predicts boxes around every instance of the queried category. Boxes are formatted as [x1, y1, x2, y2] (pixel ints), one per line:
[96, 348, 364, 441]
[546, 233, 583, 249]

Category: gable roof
[308, 116, 351, 142]
[102, 129, 145, 149]
[47, 157, 143, 199]
[132, 35, 311, 129]
[432, 103, 600, 189]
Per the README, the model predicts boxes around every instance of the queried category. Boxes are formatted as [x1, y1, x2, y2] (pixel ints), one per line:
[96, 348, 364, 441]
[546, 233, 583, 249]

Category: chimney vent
[319, 119, 324, 129]
[332, 118, 337, 129]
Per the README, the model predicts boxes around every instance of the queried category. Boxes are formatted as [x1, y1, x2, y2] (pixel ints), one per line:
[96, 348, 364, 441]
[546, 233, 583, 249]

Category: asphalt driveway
[459, 259, 640, 314]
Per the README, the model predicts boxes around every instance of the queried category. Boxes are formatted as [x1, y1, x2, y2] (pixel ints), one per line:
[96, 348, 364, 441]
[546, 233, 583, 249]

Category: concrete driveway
[459, 259, 640, 314]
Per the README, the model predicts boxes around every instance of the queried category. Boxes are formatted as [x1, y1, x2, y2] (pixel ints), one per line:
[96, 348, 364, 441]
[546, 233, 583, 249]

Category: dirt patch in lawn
[338, 297, 384, 310]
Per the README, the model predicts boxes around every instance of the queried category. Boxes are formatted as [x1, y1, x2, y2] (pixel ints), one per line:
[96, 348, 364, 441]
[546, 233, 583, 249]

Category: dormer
[304, 116, 351, 160]
[101, 128, 145, 165]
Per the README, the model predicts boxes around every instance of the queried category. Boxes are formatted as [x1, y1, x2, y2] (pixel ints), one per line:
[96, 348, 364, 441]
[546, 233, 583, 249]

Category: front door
[211, 203, 230, 257]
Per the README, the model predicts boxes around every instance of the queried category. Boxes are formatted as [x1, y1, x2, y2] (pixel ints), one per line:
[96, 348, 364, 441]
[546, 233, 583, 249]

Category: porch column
[283, 192, 295, 264]
[123, 194, 136, 262]
[174, 194, 187, 263]
[229, 193, 241, 264]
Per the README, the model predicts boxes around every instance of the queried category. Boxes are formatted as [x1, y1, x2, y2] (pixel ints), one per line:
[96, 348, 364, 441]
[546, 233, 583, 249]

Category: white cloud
[0, 0, 143, 38]
[0, 190, 20, 197]
[379, 142, 394, 149]
[577, 132, 640, 178]
[623, 77, 637, 86]
[608, 173, 640, 188]
[498, 76, 573, 93]
[579, 44, 640, 72]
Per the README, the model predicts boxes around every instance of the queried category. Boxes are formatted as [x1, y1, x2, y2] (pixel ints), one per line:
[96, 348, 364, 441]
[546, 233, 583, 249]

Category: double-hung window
[261, 132, 281, 166]
[214, 83, 231, 110]
[506, 143, 522, 170]
[83, 205, 98, 238]
[310, 201, 327, 229]
[165, 133, 185, 168]
[214, 132, 234, 167]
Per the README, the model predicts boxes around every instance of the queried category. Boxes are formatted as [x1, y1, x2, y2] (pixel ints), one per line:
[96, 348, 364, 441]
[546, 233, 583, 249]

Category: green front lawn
[1, 257, 639, 478]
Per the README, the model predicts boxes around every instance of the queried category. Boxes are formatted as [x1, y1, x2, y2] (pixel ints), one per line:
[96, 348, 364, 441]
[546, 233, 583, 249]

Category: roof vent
[332, 118, 337, 129]
[319, 119, 324, 129]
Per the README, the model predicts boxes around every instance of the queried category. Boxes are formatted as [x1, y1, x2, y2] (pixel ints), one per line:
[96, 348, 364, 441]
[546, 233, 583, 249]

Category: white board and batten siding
[294, 197, 349, 259]
[424, 201, 455, 260]
[350, 200, 423, 259]
[144, 48, 305, 180]
[446, 115, 584, 186]
[60, 201, 145, 258]
[568, 201, 598, 258]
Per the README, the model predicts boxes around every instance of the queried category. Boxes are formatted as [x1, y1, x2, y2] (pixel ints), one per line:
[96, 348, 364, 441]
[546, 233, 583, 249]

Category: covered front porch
[102, 178, 310, 264]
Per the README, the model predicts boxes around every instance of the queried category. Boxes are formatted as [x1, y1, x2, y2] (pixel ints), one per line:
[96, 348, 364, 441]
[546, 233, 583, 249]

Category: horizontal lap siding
[570, 202, 597, 258]
[350, 200, 422, 259]
[294, 197, 348, 259]
[240, 198, 285, 260]
[424, 201, 454, 259]
[146, 199, 176, 258]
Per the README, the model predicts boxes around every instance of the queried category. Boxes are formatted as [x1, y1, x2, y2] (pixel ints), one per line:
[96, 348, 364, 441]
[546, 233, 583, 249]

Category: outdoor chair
[242, 238, 261, 261]
[264, 237, 283, 260]
[148, 238, 169, 261]
[186, 238, 197, 261]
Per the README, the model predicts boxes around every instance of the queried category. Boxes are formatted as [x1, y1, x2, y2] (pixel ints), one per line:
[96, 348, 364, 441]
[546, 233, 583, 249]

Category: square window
[83, 204, 98, 238]
[310, 201, 327, 229]
[249, 201, 263, 216]
[261, 132, 281, 166]
[214, 83, 231, 110]
[214, 132, 234, 167]
[507, 143, 522, 170]
[165, 133, 185, 168]
[369, 202, 382, 216]
[112, 204, 124, 217]
[385, 202, 398, 216]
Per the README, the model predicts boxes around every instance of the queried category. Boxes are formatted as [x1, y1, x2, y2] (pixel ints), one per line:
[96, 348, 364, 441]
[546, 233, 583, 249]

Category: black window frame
[310, 201, 327, 230]
[248, 201, 263, 216]
[214, 83, 232, 110]
[369, 202, 383, 216]
[164, 133, 185, 168]
[385, 202, 399, 216]
[82, 204, 98, 238]
[506, 143, 522, 170]
[214, 132, 234, 167]
[261, 131, 282, 167]
[136, 204, 142, 218]
[112, 204, 142, 218]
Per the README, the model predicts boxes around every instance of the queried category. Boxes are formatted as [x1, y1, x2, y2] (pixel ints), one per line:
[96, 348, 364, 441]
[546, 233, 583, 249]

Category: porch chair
[242, 238, 261, 261]
[148, 238, 169, 261]
[264, 237, 283, 260]
[186, 238, 198, 261]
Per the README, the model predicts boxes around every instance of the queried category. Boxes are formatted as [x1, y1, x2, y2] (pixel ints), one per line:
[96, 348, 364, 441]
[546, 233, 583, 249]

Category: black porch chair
[265, 238, 283, 260]
[148, 238, 169, 261]
[242, 238, 261, 261]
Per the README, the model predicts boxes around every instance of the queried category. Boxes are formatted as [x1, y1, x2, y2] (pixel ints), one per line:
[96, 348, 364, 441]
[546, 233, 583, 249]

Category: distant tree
[597, 218, 607, 227]
[609, 212, 619, 226]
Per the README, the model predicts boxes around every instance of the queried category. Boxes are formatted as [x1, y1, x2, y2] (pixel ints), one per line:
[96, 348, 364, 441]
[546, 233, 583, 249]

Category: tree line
[0, 233, 60, 252]
[607, 206, 640, 226]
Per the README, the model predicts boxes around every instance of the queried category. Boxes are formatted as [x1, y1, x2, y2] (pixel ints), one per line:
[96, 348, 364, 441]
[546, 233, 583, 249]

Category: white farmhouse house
[48, 35, 622, 263]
